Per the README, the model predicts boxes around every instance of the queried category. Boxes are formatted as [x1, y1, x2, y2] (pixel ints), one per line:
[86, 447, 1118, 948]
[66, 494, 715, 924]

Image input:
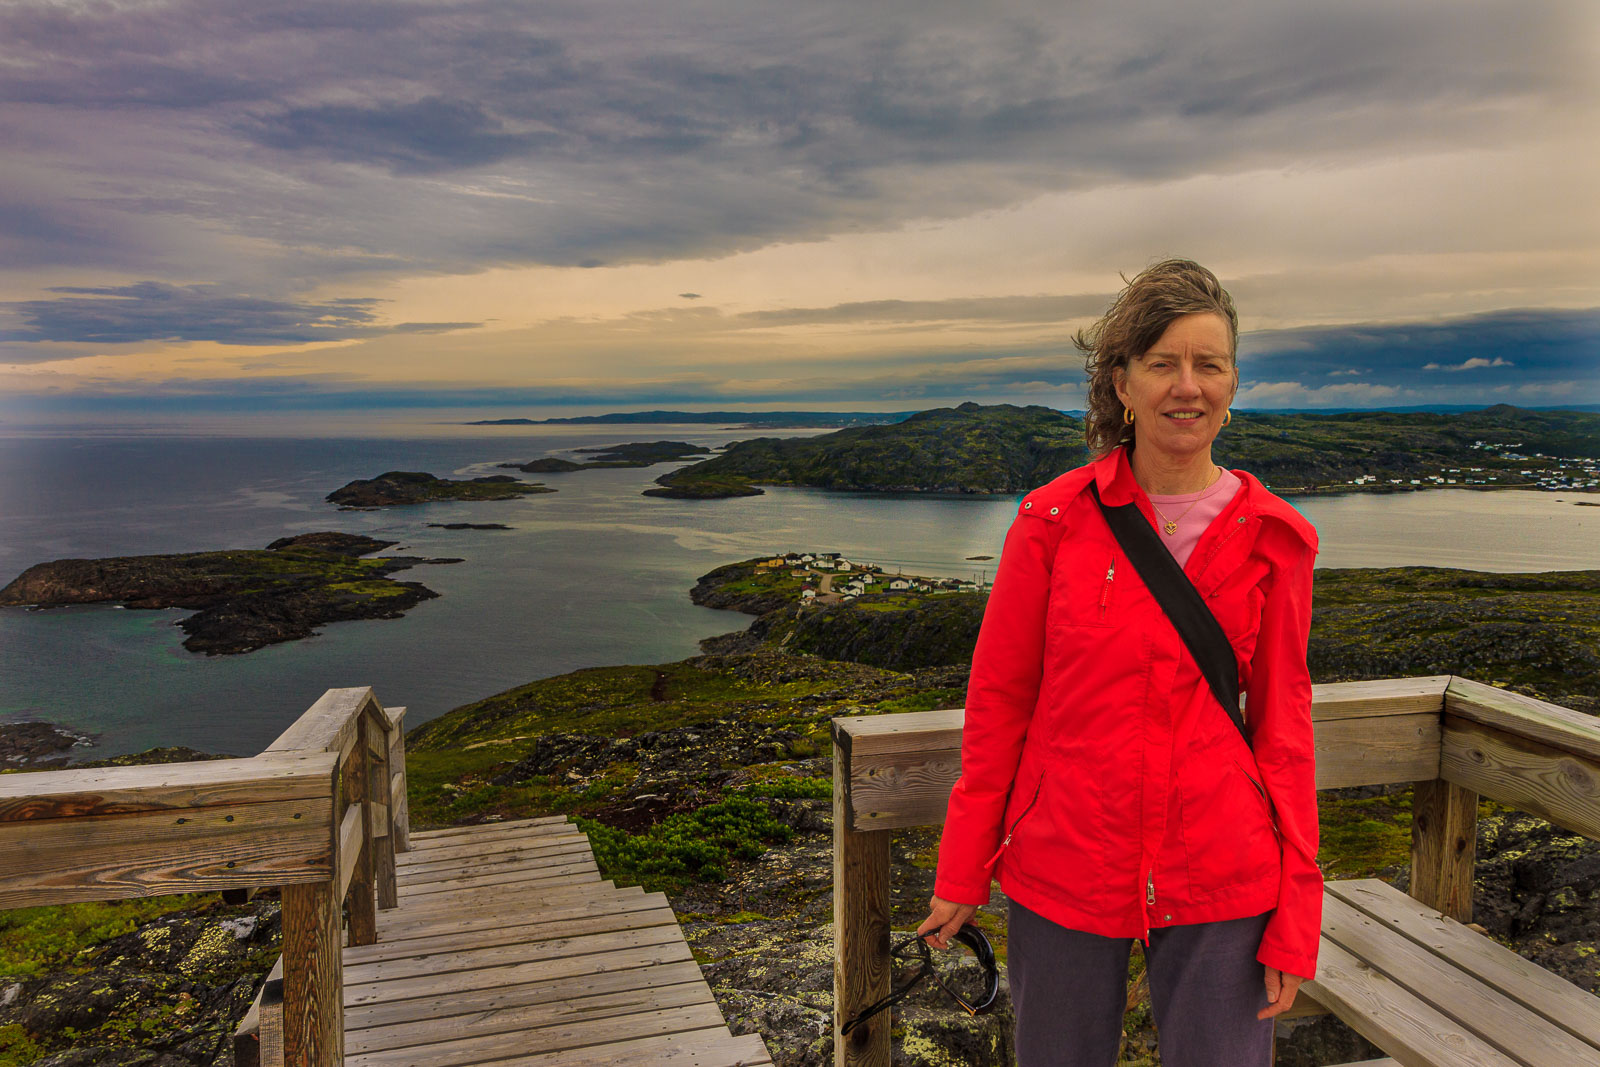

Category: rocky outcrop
[501, 441, 713, 473]
[326, 471, 552, 507]
[0, 534, 457, 655]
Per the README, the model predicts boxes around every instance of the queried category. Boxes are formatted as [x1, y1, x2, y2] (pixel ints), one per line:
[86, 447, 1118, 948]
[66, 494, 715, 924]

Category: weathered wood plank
[346, 717, 376, 947]
[344, 957, 706, 1033]
[335, 804, 364, 901]
[343, 1002, 729, 1067]
[268, 687, 376, 757]
[833, 705, 1441, 831]
[1313, 715, 1442, 791]
[0, 797, 335, 907]
[1439, 717, 1600, 842]
[396, 835, 589, 872]
[1319, 893, 1596, 1066]
[372, 738, 395, 911]
[1328, 879, 1600, 1049]
[394, 833, 588, 868]
[374, 878, 621, 923]
[1410, 778, 1478, 921]
[282, 879, 342, 1067]
[468, 1028, 771, 1067]
[260, 967, 284, 1067]
[383, 705, 407, 854]
[1446, 677, 1600, 763]
[343, 938, 694, 1006]
[346, 979, 713, 1055]
[342, 923, 686, 986]
[0, 753, 338, 822]
[346, 904, 679, 964]
[1304, 937, 1521, 1067]
[396, 859, 599, 898]
[232, 953, 282, 1067]
[1306, 676, 1451, 720]
[833, 735, 892, 1067]
[409, 815, 571, 840]
[370, 887, 654, 944]
[395, 846, 595, 885]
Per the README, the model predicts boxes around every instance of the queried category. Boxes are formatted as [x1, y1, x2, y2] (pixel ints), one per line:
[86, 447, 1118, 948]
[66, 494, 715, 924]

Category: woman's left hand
[1257, 967, 1305, 1020]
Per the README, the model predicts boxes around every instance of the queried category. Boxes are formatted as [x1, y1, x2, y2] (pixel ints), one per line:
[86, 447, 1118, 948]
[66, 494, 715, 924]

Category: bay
[1, 419, 1594, 759]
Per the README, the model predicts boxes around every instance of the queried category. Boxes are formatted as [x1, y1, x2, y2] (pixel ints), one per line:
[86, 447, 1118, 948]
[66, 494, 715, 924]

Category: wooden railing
[0, 687, 409, 1067]
[830, 675, 1600, 1066]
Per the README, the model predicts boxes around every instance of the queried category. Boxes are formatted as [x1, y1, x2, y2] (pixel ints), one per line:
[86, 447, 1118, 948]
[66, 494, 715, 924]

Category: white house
[888, 579, 911, 591]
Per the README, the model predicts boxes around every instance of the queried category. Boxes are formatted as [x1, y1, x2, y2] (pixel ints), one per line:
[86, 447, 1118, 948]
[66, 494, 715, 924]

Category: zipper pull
[1146, 871, 1155, 905]
[983, 833, 1013, 870]
[1099, 560, 1115, 617]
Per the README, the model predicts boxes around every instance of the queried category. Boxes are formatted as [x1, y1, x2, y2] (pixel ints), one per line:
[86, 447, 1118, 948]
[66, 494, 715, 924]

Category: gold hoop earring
[1222, 410, 1232, 426]
[1123, 408, 1134, 425]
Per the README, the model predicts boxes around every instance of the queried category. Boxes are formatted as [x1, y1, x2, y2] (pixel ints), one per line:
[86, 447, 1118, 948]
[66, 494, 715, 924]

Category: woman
[917, 260, 1320, 1067]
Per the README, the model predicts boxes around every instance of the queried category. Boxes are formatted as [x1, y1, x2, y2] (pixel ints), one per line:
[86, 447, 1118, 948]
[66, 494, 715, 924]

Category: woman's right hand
[917, 894, 980, 950]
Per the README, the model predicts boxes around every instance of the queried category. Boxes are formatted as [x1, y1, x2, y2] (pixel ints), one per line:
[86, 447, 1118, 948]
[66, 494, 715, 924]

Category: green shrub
[577, 795, 794, 892]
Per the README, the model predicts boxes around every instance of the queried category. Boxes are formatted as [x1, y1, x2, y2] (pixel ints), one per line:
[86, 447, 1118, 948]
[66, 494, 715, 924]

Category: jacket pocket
[1048, 548, 1119, 629]
[1233, 757, 1281, 841]
[983, 773, 1043, 870]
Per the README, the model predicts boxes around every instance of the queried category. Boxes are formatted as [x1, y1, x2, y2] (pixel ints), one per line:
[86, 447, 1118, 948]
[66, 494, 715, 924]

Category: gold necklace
[1150, 466, 1222, 536]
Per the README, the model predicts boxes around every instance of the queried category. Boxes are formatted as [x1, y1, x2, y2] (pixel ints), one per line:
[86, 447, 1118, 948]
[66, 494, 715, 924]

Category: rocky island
[0, 532, 456, 655]
[650, 402, 1600, 498]
[500, 440, 712, 473]
[326, 471, 552, 508]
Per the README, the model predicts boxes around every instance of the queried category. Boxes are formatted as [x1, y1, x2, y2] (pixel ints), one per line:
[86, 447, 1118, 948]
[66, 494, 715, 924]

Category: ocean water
[1, 419, 1595, 759]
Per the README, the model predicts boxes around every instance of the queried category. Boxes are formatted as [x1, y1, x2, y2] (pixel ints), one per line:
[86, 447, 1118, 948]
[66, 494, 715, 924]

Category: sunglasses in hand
[840, 923, 1000, 1035]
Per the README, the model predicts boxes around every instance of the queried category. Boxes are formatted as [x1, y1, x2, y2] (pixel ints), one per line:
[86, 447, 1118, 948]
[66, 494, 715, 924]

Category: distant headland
[646, 402, 1600, 498]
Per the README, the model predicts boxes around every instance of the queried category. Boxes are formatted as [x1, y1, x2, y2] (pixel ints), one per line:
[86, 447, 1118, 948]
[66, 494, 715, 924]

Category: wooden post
[371, 713, 397, 911]
[1410, 777, 1478, 922]
[386, 706, 410, 853]
[345, 714, 377, 946]
[834, 730, 893, 1067]
[281, 881, 343, 1067]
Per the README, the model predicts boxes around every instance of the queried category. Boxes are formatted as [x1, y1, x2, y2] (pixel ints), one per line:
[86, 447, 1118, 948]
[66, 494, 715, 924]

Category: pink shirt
[1147, 468, 1241, 568]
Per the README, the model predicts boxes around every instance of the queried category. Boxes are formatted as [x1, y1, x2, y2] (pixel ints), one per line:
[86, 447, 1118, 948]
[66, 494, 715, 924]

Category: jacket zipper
[983, 775, 1044, 870]
[1099, 557, 1115, 620]
[1146, 870, 1155, 905]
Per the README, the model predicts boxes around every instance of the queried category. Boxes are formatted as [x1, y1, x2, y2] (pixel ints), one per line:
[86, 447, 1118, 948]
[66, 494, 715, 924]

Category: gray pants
[1008, 899, 1275, 1067]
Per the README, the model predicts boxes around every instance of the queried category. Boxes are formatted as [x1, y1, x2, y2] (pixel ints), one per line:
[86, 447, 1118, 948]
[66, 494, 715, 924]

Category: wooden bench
[829, 675, 1600, 1067]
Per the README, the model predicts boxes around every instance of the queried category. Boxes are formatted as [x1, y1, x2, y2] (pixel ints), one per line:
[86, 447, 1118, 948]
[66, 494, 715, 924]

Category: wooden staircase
[339, 816, 772, 1066]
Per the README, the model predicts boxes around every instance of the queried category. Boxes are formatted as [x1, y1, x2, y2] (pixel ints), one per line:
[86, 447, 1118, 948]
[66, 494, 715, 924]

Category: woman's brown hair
[1075, 259, 1239, 455]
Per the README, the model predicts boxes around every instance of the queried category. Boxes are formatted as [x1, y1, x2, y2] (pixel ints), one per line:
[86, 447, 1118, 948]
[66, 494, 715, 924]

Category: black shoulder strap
[1088, 482, 1246, 742]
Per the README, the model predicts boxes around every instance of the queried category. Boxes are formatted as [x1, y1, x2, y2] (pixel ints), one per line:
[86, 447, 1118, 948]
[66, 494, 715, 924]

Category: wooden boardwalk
[342, 815, 772, 1067]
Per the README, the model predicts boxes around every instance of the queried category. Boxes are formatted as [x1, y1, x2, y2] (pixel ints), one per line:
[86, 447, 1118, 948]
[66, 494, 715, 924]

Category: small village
[757, 551, 988, 606]
[1334, 441, 1600, 493]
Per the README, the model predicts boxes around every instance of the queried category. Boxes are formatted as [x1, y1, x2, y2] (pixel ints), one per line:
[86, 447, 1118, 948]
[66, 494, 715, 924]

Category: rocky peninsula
[650, 402, 1600, 498]
[500, 440, 712, 473]
[0, 532, 457, 655]
[326, 471, 552, 508]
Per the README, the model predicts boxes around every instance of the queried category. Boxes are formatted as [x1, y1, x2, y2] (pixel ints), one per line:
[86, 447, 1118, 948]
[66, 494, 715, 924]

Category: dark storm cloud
[1240, 308, 1600, 390]
[738, 293, 1113, 326]
[0, 0, 1586, 276]
[0, 283, 477, 352]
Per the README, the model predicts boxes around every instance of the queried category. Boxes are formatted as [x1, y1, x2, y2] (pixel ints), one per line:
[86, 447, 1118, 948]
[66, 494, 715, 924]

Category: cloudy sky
[2, 0, 1596, 416]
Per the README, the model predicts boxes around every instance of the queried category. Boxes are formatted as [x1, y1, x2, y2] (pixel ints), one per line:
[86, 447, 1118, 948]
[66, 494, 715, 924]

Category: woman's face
[1113, 312, 1237, 464]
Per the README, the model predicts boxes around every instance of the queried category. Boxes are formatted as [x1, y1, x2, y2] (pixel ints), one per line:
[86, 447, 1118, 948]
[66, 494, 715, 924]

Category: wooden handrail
[829, 675, 1600, 1067]
[0, 685, 412, 1067]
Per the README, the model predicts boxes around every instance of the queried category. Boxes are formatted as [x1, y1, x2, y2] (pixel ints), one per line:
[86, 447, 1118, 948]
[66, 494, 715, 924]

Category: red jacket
[934, 446, 1322, 980]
